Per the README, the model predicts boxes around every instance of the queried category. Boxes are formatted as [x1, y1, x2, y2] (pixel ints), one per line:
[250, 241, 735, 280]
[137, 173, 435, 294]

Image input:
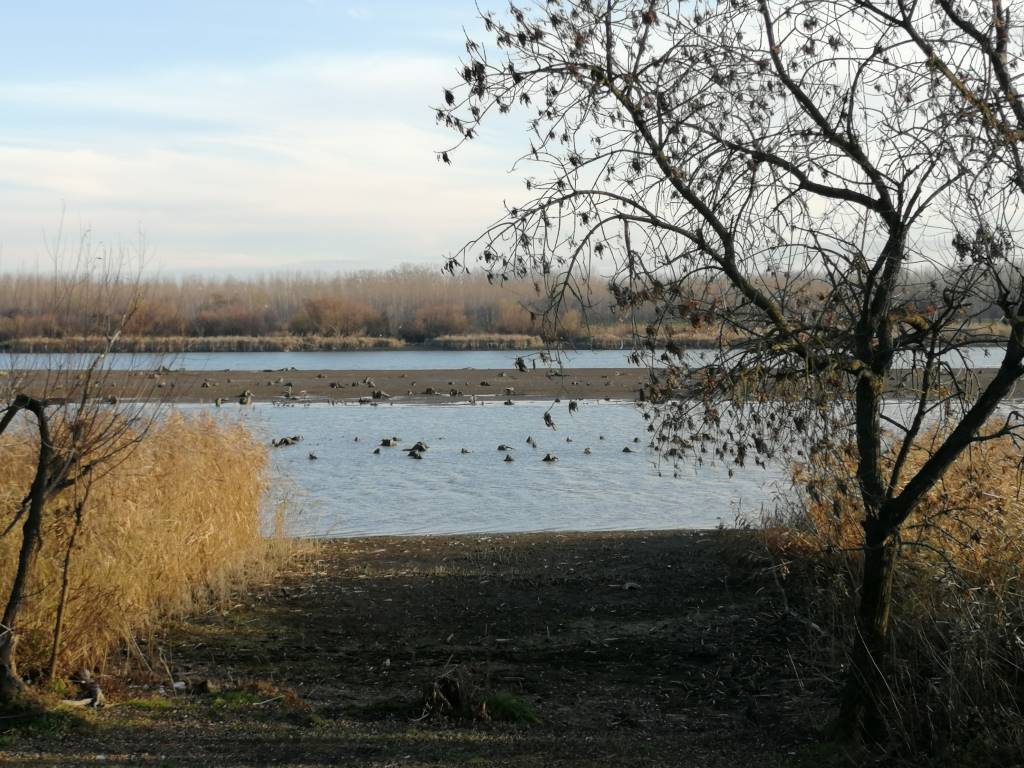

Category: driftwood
[61, 669, 105, 708]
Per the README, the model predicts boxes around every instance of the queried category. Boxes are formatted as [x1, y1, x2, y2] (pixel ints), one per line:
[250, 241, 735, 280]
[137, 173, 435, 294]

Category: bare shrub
[288, 297, 381, 337]
[411, 303, 470, 340]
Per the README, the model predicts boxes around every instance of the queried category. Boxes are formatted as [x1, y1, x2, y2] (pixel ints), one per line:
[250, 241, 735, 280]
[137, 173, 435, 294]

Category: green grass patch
[47, 678, 71, 698]
[480, 692, 539, 724]
[285, 710, 331, 728]
[0, 708, 87, 741]
[212, 690, 263, 708]
[778, 743, 853, 768]
[124, 696, 174, 711]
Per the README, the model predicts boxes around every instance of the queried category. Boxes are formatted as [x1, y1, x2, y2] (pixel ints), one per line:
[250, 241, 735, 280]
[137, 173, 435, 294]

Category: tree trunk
[0, 485, 46, 707]
[0, 655, 23, 708]
[0, 398, 51, 707]
[835, 524, 899, 742]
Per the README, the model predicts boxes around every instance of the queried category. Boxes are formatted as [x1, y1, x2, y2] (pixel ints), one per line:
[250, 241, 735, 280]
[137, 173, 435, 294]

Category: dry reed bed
[0, 267, 556, 340]
[426, 333, 544, 350]
[767, 431, 1024, 759]
[781, 434, 1024, 585]
[0, 412, 279, 677]
[0, 267, 694, 343]
[2, 330, 728, 354]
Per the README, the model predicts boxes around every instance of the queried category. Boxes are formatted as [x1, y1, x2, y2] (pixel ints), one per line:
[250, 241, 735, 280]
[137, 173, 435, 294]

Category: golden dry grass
[766, 428, 1024, 758]
[431, 333, 544, 350]
[0, 412, 285, 676]
[779, 433, 1024, 582]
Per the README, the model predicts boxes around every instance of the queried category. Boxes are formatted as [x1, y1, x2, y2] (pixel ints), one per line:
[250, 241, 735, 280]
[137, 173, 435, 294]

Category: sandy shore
[9, 364, 1017, 405]
[12, 367, 653, 404]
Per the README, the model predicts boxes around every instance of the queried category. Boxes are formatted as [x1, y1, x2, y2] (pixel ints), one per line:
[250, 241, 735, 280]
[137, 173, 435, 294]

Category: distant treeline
[0, 265, 643, 346]
[0, 264, 1010, 353]
[2, 333, 569, 353]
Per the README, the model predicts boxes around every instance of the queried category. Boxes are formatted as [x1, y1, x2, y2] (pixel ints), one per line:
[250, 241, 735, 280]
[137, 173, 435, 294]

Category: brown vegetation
[763, 432, 1024, 762]
[0, 267, 644, 346]
[0, 412, 281, 678]
[4, 335, 406, 353]
[430, 333, 543, 350]
[5, 266, 993, 354]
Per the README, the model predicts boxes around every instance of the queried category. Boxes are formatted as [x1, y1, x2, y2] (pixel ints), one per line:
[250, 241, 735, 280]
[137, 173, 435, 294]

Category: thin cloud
[0, 52, 523, 272]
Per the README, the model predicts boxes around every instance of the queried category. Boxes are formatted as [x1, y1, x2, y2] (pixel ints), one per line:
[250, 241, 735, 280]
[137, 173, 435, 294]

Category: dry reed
[0, 411, 281, 677]
[782, 435, 1024, 578]
[766, 431, 1024, 761]
[430, 334, 544, 350]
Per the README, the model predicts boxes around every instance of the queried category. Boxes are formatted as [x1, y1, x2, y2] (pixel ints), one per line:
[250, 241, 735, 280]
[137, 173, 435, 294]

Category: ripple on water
[6, 346, 1006, 371]
[178, 400, 785, 537]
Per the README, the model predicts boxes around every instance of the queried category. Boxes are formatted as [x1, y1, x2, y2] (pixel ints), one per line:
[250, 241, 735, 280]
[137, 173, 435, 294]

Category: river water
[4, 348, 673, 371]
[14, 346, 1006, 537]
[5, 345, 1007, 371]
[177, 400, 786, 538]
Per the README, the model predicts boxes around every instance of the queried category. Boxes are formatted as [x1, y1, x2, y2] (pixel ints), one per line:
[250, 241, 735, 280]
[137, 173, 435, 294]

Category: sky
[0, 1, 524, 275]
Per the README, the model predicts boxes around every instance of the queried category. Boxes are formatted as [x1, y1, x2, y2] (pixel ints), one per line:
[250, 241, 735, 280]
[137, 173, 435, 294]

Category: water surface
[182, 400, 784, 538]
[7, 345, 1006, 371]
[7, 349, 654, 371]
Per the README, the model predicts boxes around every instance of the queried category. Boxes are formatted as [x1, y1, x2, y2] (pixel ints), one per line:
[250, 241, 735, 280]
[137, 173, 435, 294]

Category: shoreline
[274, 525, 725, 542]
[0, 334, 723, 354]
[283, 526, 723, 543]
[9, 366, 653, 404]
[8, 365, 1018, 405]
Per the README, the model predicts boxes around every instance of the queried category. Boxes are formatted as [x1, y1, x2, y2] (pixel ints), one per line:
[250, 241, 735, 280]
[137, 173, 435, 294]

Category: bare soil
[0, 530, 839, 767]
[10, 365, 1014, 406]
[11, 367, 653, 405]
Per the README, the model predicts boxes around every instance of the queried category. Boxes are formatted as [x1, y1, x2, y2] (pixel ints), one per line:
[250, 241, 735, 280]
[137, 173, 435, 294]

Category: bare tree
[439, 0, 1024, 741]
[0, 228, 161, 706]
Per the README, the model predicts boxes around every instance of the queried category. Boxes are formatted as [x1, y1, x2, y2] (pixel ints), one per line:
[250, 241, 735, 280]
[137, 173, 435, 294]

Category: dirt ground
[11, 367, 651, 405]
[0, 530, 840, 767]
[10, 365, 1012, 406]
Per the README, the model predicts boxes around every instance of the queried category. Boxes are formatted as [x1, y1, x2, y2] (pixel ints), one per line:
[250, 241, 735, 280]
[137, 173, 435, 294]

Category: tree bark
[835, 523, 899, 742]
[0, 397, 51, 707]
